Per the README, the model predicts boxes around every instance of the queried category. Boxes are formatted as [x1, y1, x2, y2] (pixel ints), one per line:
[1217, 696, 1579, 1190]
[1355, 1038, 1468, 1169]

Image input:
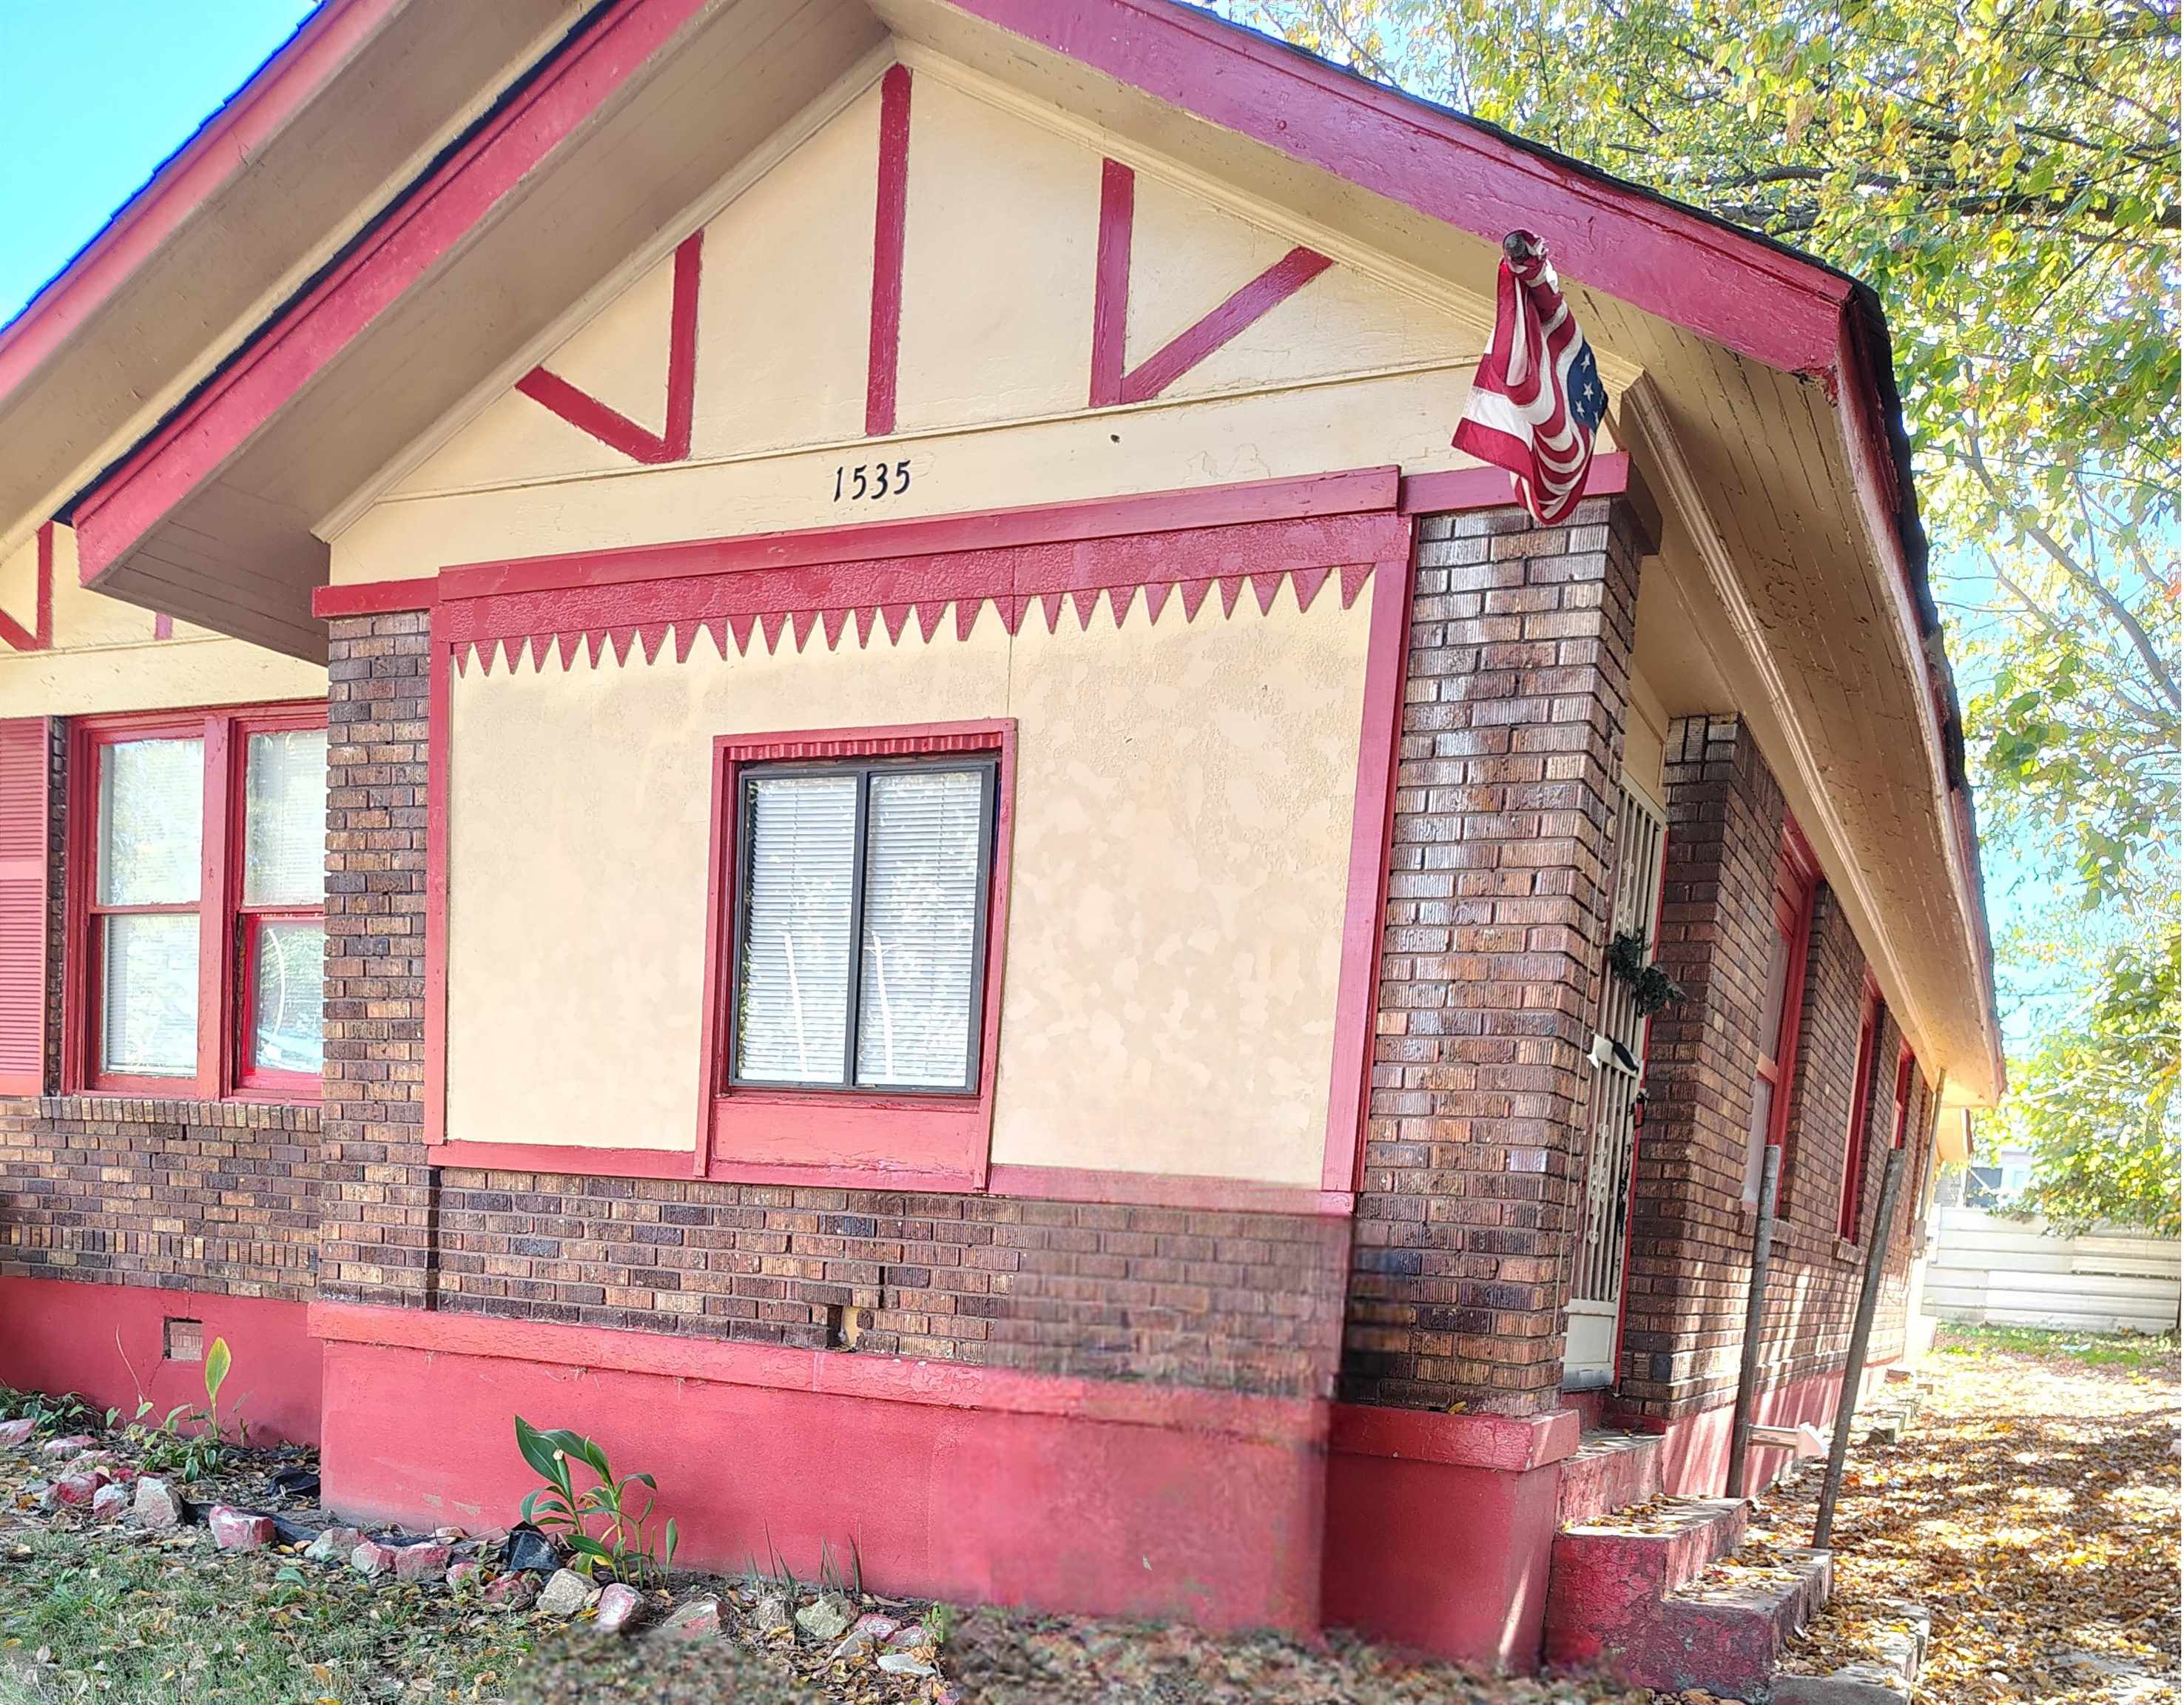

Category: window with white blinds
[731, 757, 997, 1092]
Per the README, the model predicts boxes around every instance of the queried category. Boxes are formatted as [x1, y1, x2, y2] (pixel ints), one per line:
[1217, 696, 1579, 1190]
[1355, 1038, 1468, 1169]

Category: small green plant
[115, 1333, 241, 1482]
[514, 1416, 679, 1586]
[0, 1385, 96, 1436]
[921, 1602, 957, 1648]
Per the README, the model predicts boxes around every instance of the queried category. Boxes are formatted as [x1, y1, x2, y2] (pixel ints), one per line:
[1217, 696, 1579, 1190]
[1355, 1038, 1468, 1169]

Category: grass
[1932, 1319, 2181, 1373]
[0, 1521, 533, 1704]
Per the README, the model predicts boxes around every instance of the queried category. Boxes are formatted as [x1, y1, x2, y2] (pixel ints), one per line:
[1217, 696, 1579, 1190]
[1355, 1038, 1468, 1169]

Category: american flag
[1452, 231, 1608, 526]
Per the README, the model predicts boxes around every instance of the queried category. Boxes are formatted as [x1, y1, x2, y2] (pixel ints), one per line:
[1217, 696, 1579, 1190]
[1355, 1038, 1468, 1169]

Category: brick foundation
[1341, 495, 1645, 1416]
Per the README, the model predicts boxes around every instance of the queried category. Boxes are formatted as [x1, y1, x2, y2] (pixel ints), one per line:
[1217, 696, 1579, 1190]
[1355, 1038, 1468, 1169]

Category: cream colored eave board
[315, 41, 900, 543]
[1, 1, 596, 572]
[1620, 377, 1998, 1103]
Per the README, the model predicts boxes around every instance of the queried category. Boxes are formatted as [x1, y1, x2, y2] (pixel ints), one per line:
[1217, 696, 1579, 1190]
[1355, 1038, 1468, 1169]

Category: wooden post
[1724, 1143, 1782, 1500]
[1814, 1143, 1908, 1549]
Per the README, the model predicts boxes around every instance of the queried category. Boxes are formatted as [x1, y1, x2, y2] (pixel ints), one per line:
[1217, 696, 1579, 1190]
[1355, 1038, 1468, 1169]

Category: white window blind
[732, 758, 994, 1092]
[856, 769, 984, 1089]
[98, 738, 201, 905]
[735, 774, 857, 1083]
[243, 730, 327, 905]
[102, 913, 198, 1076]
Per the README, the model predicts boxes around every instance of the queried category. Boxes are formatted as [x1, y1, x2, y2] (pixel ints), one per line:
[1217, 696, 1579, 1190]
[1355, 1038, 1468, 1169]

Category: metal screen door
[1564, 778, 1668, 1390]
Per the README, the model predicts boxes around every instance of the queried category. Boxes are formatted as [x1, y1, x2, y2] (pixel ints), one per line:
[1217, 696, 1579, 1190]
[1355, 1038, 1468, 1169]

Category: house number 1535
[834, 460, 912, 502]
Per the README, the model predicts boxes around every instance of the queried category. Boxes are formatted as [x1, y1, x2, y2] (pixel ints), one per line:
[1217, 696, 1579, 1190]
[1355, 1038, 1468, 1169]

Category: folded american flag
[1453, 230, 1608, 526]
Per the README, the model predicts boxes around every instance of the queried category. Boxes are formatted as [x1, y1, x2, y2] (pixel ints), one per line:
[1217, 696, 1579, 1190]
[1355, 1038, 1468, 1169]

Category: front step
[1557, 1430, 1665, 1525]
[1545, 1498, 1832, 1701]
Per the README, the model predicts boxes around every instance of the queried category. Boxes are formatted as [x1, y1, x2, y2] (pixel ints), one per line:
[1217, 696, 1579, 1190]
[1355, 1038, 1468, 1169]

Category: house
[0, 0, 2001, 1683]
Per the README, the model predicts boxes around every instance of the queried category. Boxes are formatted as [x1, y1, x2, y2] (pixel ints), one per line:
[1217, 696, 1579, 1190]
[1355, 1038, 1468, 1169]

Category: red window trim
[1836, 975, 1883, 1243]
[63, 702, 325, 1104]
[1887, 1040, 1918, 1150]
[693, 720, 1016, 1191]
[1753, 818, 1817, 1212]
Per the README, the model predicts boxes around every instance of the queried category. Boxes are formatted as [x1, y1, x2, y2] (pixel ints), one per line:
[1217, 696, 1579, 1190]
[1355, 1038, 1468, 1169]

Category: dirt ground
[1, 1325, 2175, 1704]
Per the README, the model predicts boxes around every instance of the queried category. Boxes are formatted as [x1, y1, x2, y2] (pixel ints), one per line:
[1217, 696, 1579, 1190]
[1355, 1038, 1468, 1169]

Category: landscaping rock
[391, 1541, 451, 1582]
[209, 1506, 275, 1551]
[26, 1480, 54, 1511]
[132, 1476, 184, 1530]
[887, 1624, 934, 1652]
[877, 1651, 936, 1678]
[0, 1418, 34, 1448]
[752, 1595, 791, 1633]
[795, 1593, 855, 1642]
[483, 1572, 539, 1610]
[662, 1597, 721, 1639]
[538, 1568, 599, 1617]
[52, 1471, 107, 1508]
[445, 1560, 485, 1590]
[303, 1525, 363, 1564]
[351, 1539, 400, 1578]
[595, 1581, 642, 1635]
[90, 1483, 129, 1521]
[42, 1435, 93, 1457]
[502, 1522, 559, 1574]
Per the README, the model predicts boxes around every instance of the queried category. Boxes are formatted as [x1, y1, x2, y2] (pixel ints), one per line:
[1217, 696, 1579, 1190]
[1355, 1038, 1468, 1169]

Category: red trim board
[1088, 158, 1329, 407]
[0, 522, 54, 652]
[693, 720, 1015, 1191]
[513, 230, 703, 464]
[72, 0, 712, 585]
[985, 1165, 1352, 1217]
[865, 64, 913, 438]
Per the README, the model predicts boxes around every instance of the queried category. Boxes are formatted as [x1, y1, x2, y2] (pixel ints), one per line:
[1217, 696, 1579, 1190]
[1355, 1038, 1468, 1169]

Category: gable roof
[0, 0, 1999, 1102]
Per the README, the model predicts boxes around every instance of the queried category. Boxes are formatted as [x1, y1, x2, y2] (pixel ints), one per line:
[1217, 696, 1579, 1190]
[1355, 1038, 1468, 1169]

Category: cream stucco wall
[0, 525, 326, 717]
[445, 579, 1372, 1184]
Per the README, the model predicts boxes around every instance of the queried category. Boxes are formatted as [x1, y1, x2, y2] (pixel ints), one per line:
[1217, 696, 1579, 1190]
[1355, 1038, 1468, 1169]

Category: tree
[1222, 0, 2180, 1206]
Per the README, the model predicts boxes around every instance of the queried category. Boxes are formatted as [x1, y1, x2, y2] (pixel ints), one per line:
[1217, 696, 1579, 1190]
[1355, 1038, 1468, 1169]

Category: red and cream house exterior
[0, 0, 1999, 1673]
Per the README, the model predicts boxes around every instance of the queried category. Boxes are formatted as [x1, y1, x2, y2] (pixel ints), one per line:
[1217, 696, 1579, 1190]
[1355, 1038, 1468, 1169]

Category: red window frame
[1747, 819, 1818, 1210]
[64, 702, 326, 1103]
[693, 719, 1015, 1191]
[1887, 1041, 1918, 1150]
[1836, 976, 1884, 1242]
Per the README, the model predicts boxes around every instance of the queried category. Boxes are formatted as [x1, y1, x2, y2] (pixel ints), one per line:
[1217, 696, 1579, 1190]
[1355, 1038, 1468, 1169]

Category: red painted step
[1556, 1430, 1664, 1526]
[1544, 1498, 1833, 1701]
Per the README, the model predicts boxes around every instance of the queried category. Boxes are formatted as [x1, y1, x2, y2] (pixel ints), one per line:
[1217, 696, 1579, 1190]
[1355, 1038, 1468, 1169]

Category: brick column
[1341, 494, 1645, 1416]
[1615, 714, 1786, 1418]
[320, 611, 434, 1305]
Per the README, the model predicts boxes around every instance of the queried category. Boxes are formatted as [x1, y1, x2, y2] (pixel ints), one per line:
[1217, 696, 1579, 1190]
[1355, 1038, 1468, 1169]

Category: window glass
[856, 768, 984, 1089]
[243, 730, 327, 906]
[252, 919, 325, 1074]
[735, 773, 857, 1083]
[101, 913, 198, 1075]
[98, 739, 202, 904]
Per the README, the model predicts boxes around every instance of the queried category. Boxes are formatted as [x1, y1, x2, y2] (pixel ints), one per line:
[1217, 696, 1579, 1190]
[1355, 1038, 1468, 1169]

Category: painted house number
[833, 460, 913, 502]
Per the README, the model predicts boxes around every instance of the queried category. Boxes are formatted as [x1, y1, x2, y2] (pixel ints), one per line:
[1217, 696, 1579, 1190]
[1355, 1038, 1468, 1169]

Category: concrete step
[1543, 1497, 1747, 1665]
[1546, 1501, 1834, 1701]
[1773, 1598, 1932, 1705]
[1556, 1429, 1665, 1526]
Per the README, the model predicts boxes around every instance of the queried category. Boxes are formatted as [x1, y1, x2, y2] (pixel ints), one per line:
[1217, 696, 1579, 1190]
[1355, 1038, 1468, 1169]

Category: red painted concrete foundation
[0, 1277, 321, 1445]
[1319, 1402, 1581, 1673]
[312, 1304, 1329, 1635]
[1645, 1359, 1895, 1499]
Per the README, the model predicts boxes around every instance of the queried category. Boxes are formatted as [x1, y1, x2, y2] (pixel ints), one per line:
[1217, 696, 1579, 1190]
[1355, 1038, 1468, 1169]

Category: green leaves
[202, 1337, 230, 1412]
[511, 1417, 677, 1587]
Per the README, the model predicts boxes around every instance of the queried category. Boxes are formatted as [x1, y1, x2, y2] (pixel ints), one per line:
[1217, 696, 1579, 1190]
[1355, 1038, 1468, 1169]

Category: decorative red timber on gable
[866, 64, 913, 438]
[0, 525, 54, 653]
[514, 230, 704, 464]
[1089, 158, 1332, 408]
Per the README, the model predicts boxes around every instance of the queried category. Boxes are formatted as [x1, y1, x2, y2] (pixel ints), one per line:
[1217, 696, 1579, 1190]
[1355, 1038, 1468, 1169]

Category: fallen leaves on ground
[1765, 1328, 2180, 1703]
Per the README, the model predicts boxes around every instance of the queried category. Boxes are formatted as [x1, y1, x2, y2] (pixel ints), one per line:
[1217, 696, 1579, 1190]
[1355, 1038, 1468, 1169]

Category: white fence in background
[1923, 1205, 2180, 1334]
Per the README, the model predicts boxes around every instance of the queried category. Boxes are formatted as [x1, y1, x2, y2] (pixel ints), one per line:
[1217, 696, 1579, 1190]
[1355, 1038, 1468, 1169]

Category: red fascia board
[952, 0, 1855, 377]
[308, 1300, 1328, 1447]
[71, 0, 711, 588]
[0, 0, 401, 398]
[1327, 1400, 1582, 1473]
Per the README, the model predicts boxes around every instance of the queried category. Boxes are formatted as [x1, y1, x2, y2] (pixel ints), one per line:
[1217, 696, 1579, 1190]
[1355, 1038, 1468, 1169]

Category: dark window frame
[726, 751, 1000, 1098]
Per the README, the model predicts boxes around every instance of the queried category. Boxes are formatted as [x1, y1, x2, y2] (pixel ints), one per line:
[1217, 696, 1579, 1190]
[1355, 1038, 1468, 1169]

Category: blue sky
[0, 1, 314, 323]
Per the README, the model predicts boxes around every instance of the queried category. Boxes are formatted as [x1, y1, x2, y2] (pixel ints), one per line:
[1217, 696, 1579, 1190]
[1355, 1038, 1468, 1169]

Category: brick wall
[1341, 495, 1646, 1416]
[318, 614, 1349, 1402]
[1619, 715, 1929, 1422]
[0, 716, 320, 1302]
